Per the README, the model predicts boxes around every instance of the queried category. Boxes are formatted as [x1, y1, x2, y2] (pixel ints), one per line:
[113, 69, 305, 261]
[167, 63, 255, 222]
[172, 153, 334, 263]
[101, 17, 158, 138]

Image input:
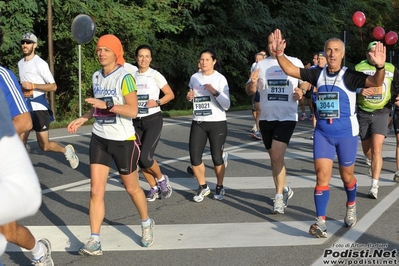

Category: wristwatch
[156, 99, 161, 106]
[106, 101, 114, 111]
[213, 91, 220, 97]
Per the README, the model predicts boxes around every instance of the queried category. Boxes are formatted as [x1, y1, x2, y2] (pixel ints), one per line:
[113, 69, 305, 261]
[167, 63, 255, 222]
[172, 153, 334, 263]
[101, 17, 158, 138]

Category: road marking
[22, 116, 398, 257]
[7, 220, 344, 252]
[311, 184, 399, 266]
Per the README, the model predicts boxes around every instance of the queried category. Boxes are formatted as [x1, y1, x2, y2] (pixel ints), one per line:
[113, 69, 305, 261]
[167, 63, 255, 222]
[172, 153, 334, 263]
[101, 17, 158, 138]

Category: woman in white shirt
[186, 48, 230, 202]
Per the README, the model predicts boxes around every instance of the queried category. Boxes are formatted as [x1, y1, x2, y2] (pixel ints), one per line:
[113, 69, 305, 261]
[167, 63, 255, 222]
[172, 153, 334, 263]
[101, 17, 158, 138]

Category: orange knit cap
[96, 34, 125, 66]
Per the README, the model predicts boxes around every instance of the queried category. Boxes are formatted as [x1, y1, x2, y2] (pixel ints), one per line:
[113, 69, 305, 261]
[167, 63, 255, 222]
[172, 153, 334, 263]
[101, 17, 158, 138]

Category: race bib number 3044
[317, 92, 340, 119]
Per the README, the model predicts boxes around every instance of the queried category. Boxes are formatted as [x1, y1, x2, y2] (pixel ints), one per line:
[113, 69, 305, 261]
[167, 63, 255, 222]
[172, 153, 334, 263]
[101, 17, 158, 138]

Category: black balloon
[71, 14, 95, 44]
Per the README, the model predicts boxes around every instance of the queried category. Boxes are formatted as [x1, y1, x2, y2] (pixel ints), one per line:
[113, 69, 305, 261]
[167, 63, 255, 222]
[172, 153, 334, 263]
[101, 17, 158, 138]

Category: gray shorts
[357, 108, 390, 140]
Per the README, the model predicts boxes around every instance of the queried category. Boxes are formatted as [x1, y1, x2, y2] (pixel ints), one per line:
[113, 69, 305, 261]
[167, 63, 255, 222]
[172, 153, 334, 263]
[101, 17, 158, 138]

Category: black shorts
[259, 120, 296, 150]
[251, 91, 260, 110]
[31, 110, 51, 132]
[304, 89, 312, 99]
[357, 108, 390, 140]
[90, 133, 140, 175]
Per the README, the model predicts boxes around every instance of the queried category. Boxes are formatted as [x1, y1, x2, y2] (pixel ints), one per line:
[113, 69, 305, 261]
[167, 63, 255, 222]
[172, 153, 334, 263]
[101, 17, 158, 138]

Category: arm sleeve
[214, 75, 230, 111]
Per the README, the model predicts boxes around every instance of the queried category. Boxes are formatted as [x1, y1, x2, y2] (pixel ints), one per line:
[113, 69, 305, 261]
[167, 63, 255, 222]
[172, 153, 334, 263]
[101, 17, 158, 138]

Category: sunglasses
[21, 40, 34, 45]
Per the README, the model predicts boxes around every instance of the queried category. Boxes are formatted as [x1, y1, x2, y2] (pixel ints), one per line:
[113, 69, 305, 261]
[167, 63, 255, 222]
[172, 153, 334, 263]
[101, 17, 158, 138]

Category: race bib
[93, 96, 117, 124]
[365, 86, 383, 100]
[138, 94, 149, 114]
[193, 95, 212, 116]
[317, 92, 340, 119]
[267, 79, 289, 101]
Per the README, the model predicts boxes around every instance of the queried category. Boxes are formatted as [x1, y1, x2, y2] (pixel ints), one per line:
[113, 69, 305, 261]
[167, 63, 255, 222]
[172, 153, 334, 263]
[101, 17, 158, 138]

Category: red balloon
[385, 31, 398, 45]
[372, 27, 385, 40]
[352, 11, 366, 27]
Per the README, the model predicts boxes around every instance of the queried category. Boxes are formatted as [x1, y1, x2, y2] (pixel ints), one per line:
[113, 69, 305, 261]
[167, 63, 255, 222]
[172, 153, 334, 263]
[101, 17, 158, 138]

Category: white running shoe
[283, 187, 294, 208]
[309, 217, 327, 238]
[344, 204, 357, 227]
[65, 144, 79, 169]
[193, 186, 210, 202]
[273, 197, 284, 214]
[368, 184, 379, 199]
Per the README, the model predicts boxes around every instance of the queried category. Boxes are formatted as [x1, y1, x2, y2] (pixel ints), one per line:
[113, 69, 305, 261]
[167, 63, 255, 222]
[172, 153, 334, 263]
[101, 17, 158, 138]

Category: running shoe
[79, 237, 102, 256]
[273, 197, 284, 214]
[146, 187, 161, 202]
[368, 184, 379, 199]
[193, 185, 210, 202]
[309, 114, 314, 121]
[309, 217, 327, 238]
[141, 218, 155, 247]
[283, 187, 294, 208]
[300, 113, 307, 121]
[31, 238, 54, 266]
[394, 171, 399, 183]
[366, 157, 371, 166]
[158, 175, 172, 199]
[65, 144, 79, 169]
[251, 124, 257, 133]
[213, 187, 225, 200]
[251, 130, 262, 140]
[187, 165, 194, 176]
[344, 204, 357, 227]
[222, 152, 228, 168]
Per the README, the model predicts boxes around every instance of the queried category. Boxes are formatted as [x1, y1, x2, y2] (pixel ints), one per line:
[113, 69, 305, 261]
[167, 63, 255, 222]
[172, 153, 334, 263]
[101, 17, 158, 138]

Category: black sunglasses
[21, 40, 34, 45]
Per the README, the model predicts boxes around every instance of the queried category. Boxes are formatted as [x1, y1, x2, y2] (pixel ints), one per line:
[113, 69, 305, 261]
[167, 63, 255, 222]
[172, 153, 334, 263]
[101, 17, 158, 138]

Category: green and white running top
[355, 60, 396, 112]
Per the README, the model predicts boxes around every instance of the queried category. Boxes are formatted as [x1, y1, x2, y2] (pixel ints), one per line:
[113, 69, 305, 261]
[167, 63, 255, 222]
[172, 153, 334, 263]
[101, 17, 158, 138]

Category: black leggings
[189, 120, 227, 166]
[133, 112, 163, 169]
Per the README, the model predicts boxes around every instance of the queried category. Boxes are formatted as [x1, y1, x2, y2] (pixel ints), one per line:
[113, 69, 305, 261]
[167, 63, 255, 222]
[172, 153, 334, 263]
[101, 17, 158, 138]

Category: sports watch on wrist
[106, 101, 114, 111]
[213, 91, 220, 97]
[156, 99, 161, 106]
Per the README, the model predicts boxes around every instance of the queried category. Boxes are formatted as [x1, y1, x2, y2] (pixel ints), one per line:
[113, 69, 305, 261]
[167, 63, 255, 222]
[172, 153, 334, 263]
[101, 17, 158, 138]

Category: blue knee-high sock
[344, 178, 357, 206]
[314, 185, 330, 219]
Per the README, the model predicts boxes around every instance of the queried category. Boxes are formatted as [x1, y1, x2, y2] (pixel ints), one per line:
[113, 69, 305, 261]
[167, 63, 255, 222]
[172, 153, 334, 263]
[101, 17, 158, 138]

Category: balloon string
[359, 29, 363, 44]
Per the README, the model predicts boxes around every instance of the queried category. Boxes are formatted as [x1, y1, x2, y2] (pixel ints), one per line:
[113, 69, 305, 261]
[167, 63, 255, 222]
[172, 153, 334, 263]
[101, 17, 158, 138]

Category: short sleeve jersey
[92, 66, 137, 140]
[0, 66, 30, 118]
[257, 56, 304, 121]
[17, 55, 55, 111]
[133, 68, 168, 117]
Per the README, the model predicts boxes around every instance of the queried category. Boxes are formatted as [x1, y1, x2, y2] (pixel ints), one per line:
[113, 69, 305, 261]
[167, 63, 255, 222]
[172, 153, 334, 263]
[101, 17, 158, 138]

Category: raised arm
[272, 29, 301, 79]
[365, 41, 386, 87]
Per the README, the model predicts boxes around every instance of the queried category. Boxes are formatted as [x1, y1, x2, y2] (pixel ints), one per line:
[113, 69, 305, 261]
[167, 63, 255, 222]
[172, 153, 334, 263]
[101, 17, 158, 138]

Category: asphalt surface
[2, 110, 399, 266]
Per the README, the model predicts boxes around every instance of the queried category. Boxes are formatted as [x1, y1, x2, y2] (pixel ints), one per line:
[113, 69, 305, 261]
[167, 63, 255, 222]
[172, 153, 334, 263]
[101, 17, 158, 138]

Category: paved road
[2, 110, 399, 266]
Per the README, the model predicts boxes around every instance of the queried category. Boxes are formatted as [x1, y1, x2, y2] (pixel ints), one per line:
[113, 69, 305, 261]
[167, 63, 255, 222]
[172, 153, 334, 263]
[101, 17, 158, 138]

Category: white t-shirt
[18, 54, 55, 111]
[124, 62, 138, 75]
[257, 56, 304, 121]
[92, 66, 137, 140]
[189, 70, 230, 122]
[133, 68, 167, 117]
[0, 90, 41, 257]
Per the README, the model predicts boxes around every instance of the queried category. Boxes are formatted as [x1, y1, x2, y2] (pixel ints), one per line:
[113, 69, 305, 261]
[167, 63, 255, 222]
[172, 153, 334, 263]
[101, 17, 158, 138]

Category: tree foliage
[0, 0, 398, 120]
